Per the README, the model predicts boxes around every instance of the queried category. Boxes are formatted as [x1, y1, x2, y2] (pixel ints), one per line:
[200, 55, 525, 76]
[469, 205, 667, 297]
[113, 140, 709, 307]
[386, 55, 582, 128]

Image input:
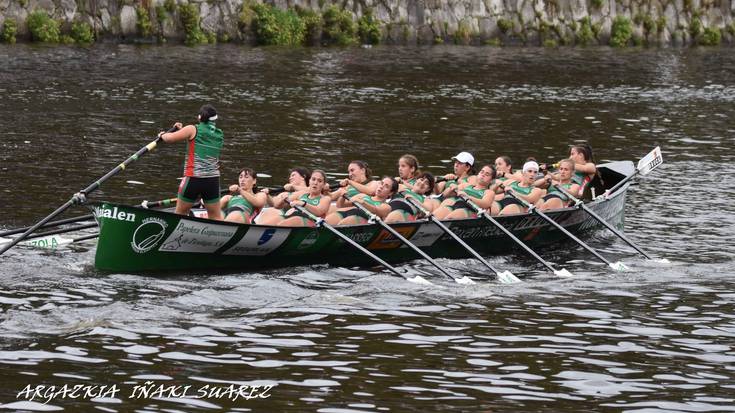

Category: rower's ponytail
[350, 160, 372, 182]
[198, 104, 218, 123]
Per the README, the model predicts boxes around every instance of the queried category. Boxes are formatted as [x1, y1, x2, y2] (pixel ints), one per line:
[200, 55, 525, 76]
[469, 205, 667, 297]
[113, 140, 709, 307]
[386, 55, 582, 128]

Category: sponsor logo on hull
[159, 220, 237, 253]
[131, 217, 168, 253]
[223, 227, 290, 256]
[93, 206, 136, 223]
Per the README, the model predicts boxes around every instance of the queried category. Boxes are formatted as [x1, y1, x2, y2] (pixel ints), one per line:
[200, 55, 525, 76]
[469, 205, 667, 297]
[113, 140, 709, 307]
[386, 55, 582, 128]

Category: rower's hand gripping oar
[459, 194, 573, 277]
[346, 195, 474, 285]
[0, 128, 175, 256]
[402, 195, 520, 284]
[506, 191, 628, 271]
[553, 184, 661, 262]
[292, 204, 432, 286]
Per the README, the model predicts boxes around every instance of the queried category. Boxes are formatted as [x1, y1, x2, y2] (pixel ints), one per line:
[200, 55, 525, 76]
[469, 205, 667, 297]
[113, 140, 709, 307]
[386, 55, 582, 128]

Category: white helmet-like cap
[523, 161, 540, 173]
[452, 151, 475, 166]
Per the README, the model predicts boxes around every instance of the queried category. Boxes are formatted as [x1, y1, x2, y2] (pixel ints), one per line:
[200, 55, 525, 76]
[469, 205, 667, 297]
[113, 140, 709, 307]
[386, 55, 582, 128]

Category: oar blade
[554, 268, 574, 277]
[636, 146, 663, 176]
[407, 275, 434, 286]
[496, 270, 521, 284]
[609, 261, 630, 271]
[654, 258, 671, 264]
[454, 275, 475, 285]
[0, 234, 75, 249]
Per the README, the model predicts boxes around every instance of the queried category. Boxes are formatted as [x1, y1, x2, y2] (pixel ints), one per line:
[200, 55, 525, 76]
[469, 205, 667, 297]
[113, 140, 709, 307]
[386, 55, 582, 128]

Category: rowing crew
[214, 144, 597, 227]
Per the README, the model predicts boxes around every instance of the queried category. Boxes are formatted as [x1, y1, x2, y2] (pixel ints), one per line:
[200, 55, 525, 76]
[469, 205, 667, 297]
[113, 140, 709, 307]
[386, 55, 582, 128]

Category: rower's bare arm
[473, 192, 496, 210]
[160, 124, 195, 143]
[576, 162, 597, 174]
[242, 190, 267, 209]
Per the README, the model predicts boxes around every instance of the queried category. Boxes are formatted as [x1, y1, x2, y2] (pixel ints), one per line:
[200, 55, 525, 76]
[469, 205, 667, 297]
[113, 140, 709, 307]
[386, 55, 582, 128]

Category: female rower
[536, 159, 581, 210]
[276, 170, 332, 227]
[257, 167, 311, 224]
[569, 143, 597, 196]
[219, 168, 267, 224]
[385, 172, 439, 223]
[433, 165, 499, 220]
[331, 160, 380, 209]
[435, 151, 477, 195]
[326, 177, 398, 225]
[158, 104, 224, 220]
[494, 161, 545, 215]
[396, 154, 421, 191]
[494, 155, 522, 183]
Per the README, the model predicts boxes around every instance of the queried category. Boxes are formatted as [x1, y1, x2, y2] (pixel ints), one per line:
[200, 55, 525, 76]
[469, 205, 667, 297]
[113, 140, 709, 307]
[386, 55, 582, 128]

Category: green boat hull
[90, 162, 633, 273]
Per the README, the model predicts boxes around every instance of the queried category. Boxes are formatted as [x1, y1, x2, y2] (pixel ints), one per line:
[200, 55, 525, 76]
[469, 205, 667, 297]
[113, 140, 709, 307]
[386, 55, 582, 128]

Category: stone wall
[1, 0, 734, 46]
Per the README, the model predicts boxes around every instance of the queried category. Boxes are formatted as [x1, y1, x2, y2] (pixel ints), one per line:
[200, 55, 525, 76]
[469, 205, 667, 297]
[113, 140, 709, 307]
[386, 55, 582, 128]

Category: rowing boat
[88, 160, 634, 273]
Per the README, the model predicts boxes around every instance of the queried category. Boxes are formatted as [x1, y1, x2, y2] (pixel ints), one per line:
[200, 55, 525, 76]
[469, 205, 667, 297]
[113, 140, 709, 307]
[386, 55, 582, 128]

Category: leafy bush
[179, 3, 207, 45]
[497, 18, 512, 34]
[689, 15, 702, 38]
[2, 19, 17, 44]
[357, 8, 380, 45]
[252, 3, 305, 46]
[576, 16, 594, 45]
[27, 10, 61, 43]
[155, 5, 168, 26]
[71, 21, 94, 44]
[656, 16, 667, 34]
[698, 27, 721, 45]
[454, 20, 471, 44]
[642, 14, 656, 35]
[164, 0, 177, 14]
[609, 15, 632, 47]
[136, 5, 153, 37]
[322, 5, 356, 46]
[591, 0, 603, 8]
[296, 7, 322, 46]
[484, 37, 501, 46]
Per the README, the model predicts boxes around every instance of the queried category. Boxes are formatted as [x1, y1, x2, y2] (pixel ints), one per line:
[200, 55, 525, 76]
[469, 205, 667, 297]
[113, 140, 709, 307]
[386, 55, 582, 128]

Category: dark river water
[1, 44, 734, 412]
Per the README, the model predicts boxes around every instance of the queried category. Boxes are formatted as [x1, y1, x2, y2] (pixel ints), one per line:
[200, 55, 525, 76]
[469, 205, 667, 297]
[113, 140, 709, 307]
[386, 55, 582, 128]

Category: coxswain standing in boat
[158, 104, 224, 220]
[257, 167, 310, 225]
[325, 176, 398, 225]
[219, 168, 267, 223]
[385, 172, 440, 223]
[494, 161, 545, 215]
[276, 170, 332, 227]
[535, 159, 581, 210]
[433, 165, 499, 220]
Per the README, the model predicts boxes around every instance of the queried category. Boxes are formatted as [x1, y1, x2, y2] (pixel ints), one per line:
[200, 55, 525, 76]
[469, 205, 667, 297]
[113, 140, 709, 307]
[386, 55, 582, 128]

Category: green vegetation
[252, 3, 305, 46]
[164, 0, 177, 14]
[590, 0, 603, 8]
[642, 14, 656, 36]
[19, 0, 27, 7]
[497, 18, 512, 34]
[656, 16, 667, 34]
[179, 2, 207, 45]
[71, 21, 94, 44]
[433, 36, 444, 44]
[322, 5, 357, 46]
[296, 7, 322, 46]
[27, 10, 61, 43]
[357, 8, 381, 45]
[689, 14, 702, 38]
[205, 30, 216, 43]
[2, 19, 17, 44]
[698, 27, 721, 45]
[238, 1, 255, 32]
[136, 5, 153, 37]
[543, 38, 557, 47]
[609, 15, 632, 47]
[727, 22, 735, 36]
[576, 16, 594, 45]
[454, 20, 471, 44]
[155, 5, 168, 26]
[484, 37, 501, 46]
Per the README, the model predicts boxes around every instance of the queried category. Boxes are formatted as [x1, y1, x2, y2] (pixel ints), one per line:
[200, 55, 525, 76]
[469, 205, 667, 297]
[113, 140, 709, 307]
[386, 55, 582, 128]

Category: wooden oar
[347, 196, 474, 285]
[553, 184, 660, 261]
[0, 133, 168, 256]
[604, 146, 663, 198]
[460, 195, 573, 277]
[0, 214, 94, 238]
[292, 205, 432, 285]
[402, 196, 520, 284]
[506, 191, 628, 271]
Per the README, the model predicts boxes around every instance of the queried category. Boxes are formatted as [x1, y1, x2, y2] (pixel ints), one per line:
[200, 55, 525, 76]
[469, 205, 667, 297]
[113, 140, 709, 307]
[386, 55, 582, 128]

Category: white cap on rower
[452, 151, 475, 166]
[523, 161, 540, 173]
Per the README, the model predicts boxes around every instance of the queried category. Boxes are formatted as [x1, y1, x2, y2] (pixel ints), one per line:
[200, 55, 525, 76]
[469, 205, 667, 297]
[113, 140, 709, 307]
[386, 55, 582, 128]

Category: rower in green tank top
[494, 161, 545, 215]
[385, 172, 440, 223]
[397, 154, 422, 192]
[219, 168, 267, 224]
[332, 160, 380, 210]
[277, 170, 332, 228]
[537, 159, 581, 210]
[437, 165, 499, 220]
[326, 177, 399, 226]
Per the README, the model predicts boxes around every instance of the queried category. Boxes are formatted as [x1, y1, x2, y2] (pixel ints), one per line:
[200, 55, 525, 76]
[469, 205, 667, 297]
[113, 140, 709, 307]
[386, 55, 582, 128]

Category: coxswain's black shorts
[178, 176, 221, 204]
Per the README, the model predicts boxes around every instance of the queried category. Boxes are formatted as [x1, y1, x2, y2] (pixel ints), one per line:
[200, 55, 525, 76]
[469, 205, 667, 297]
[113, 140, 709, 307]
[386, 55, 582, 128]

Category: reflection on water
[1, 44, 734, 411]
